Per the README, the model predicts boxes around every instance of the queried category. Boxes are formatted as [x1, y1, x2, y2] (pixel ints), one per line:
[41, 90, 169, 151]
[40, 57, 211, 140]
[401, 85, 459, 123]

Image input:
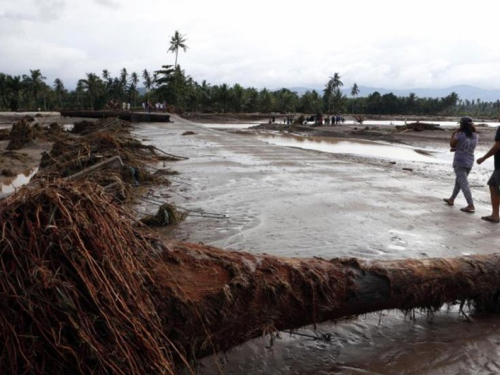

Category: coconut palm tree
[53, 78, 66, 108]
[168, 30, 188, 69]
[120, 68, 128, 86]
[78, 73, 103, 110]
[330, 73, 343, 90]
[142, 69, 153, 94]
[323, 80, 334, 112]
[129, 72, 139, 106]
[350, 83, 359, 113]
[0, 73, 8, 109]
[8, 75, 23, 111]
[102, 69, 111, 80]
[22, 69, 46, 109]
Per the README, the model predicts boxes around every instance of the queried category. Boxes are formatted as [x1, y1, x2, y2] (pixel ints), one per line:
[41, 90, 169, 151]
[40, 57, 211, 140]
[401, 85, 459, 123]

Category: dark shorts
[487, 169, 500, 194]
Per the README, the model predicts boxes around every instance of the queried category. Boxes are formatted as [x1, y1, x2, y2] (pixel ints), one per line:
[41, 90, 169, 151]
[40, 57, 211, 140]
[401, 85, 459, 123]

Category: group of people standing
[444, 116, 500, 223]
[142, 101, 168, 113]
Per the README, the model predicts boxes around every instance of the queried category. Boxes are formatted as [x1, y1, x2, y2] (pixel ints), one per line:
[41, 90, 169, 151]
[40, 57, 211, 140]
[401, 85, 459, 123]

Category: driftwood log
[157, 242, 500, 362]
[395, 122, 442, 131]
[1, 181, 499, 373]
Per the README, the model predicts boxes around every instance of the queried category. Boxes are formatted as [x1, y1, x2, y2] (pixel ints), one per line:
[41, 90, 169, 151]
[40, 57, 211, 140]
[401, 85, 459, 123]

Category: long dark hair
[460, 121, 476, 138]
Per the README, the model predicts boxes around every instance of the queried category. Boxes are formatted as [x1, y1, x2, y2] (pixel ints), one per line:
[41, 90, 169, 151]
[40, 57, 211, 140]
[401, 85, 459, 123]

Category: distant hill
[286, 85, 500, 102]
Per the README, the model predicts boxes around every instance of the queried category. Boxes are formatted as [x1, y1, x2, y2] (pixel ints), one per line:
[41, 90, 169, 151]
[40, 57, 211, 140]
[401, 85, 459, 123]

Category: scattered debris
[141, 203, 187, 226]
[395, 122, 442, 132]
[1, 168, 15, 177]
[403, 168, 413, 171]
[0, 128, 10, 141]
[6, 117, 34, 150]
[182, 131, 196, 136]
[0, 181, 179, 374]
[353, 115, 366, 124]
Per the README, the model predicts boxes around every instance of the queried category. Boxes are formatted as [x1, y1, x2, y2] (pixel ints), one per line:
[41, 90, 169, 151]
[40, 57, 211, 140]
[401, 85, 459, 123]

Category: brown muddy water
[139, 119, 500, 374]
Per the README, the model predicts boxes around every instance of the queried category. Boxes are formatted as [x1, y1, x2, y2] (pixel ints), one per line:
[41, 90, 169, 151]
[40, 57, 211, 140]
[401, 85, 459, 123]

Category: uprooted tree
[1, 181, 500, 374]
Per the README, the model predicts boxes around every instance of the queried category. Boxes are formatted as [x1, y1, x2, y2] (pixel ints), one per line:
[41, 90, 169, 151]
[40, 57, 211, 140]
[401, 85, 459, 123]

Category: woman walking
[443, 116, 478, 212]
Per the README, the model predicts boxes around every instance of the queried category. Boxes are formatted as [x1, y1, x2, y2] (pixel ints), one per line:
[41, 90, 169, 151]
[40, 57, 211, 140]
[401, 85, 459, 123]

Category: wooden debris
[2, 182, 500, 373]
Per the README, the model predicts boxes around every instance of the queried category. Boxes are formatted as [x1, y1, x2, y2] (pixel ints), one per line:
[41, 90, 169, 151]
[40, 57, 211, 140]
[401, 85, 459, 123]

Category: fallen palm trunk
[156, 242, 500, 360]
[1, 181, 500, 373]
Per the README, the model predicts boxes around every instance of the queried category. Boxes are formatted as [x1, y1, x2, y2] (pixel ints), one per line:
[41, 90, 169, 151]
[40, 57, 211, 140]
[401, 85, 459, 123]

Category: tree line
[0, 30, 498, 117]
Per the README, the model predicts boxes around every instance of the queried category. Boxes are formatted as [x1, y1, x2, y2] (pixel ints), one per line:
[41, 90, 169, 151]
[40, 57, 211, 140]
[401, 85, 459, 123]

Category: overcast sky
[1, 0, 500, 91]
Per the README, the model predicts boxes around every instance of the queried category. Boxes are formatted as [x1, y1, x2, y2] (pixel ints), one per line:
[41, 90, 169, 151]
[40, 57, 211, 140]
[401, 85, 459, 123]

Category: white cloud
[1, 0, 500, 90]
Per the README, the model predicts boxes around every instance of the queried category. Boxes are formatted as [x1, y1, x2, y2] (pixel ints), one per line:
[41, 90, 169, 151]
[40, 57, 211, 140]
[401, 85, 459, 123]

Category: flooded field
[136, 118, 500, 374]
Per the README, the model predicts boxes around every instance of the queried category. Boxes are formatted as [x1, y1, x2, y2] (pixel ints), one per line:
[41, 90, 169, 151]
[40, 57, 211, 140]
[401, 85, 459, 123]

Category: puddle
[0, 168, 38, 194]
[252, 133, 495, 168]
[350, 120, 500, 127]
[199, 120, 500, 130]
[199, 123, 261, 130]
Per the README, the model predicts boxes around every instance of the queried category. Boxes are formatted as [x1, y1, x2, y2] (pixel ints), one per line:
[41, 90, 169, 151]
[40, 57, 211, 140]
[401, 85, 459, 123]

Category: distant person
[122, 102, 126, 111]
[126, 103, 130, 111]
[476, 123, 500, 223]
[443, 117, 478, 213]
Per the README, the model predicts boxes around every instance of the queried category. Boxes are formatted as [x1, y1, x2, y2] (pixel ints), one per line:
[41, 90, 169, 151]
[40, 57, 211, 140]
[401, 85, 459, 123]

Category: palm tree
[22, 69, 46, 109]
[78, 73, 103, 110]
[0, 73, 8, 109]
[120, 68, 128, 86]
[323, 80, 334, 112]
[129, 72, 139, 106]
[332, 88, 346, 113]
[6, 75, 23, 111]
[142, 69, 153, 94]
[330, 73, 343, 90]
[168, 30, 188, 69]
[102, 69, 111, 80]
[350, 83, 359, 113]
[53, 78, 66, 108]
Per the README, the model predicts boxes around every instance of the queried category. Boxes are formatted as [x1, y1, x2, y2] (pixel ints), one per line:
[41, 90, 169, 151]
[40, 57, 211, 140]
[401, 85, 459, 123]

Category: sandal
[481, 216, 500, 223]
[460, 207, 475, 213]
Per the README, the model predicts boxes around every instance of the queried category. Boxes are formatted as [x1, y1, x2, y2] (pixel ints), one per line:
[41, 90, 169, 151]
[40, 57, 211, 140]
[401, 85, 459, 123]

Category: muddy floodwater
[135, 117, 500, 374]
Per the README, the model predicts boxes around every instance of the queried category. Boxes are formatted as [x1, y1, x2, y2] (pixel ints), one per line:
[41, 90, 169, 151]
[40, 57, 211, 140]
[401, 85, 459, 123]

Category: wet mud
[134, 115, 500, 374]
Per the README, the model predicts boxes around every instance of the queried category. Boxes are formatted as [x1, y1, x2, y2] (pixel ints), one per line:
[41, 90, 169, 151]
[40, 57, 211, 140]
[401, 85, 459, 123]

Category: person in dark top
[477, 126, 500, 223]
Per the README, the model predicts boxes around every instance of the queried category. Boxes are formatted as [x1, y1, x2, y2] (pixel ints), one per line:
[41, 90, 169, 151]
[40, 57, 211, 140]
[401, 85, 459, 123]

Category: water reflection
[253, 133, 495, 168]
[0, 168, 38, 194]
[199, 123, 261, 129]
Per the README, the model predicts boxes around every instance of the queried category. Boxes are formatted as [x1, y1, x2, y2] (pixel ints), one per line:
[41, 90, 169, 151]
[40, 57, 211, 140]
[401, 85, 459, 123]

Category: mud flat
[0, 115, 53, 190]
[3, 111, 500, 374]
[134, 114, 500, 374]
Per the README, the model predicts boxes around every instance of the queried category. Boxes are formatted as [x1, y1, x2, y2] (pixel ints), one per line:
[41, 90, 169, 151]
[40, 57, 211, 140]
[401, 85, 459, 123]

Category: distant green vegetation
[2, 67, 498, 117]
[0, 32, 498, 117]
